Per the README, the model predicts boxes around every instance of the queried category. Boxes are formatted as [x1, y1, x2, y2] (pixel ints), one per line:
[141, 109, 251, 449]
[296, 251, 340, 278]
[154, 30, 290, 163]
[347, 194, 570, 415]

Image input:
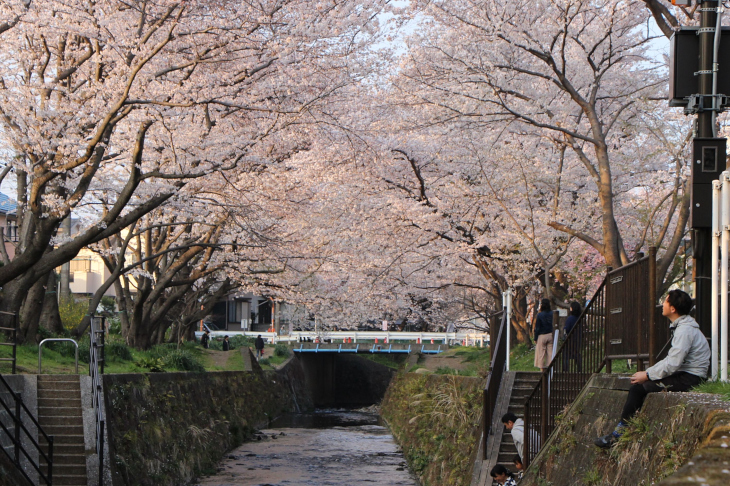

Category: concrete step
[49, 475, 88, 486]
[39, 423, 84, 435]
[40, 436, 84, 448]
[37, 397, 82, 408]
[42, 452, 86, 466]
[48, 443, 85, 455]
[36, 388, 80, 400]
[38, 382, 80, 392]
[38, 407, 82, 418]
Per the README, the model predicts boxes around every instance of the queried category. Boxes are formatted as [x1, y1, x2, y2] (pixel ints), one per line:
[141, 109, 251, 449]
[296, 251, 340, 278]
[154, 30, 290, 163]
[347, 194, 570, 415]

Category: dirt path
[204, 348, 237, 368]
[418, 350, 475, 372]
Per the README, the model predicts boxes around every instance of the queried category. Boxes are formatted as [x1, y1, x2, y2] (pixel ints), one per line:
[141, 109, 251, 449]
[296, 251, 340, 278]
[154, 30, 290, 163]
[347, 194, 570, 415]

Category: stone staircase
[37, 375, 87, 486]
[494, 371, 541, 474]
[476, 371, 542, 486]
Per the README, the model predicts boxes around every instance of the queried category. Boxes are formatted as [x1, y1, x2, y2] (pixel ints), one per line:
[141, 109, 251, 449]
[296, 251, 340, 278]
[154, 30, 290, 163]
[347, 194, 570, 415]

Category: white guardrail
[204, 330, 490, 346]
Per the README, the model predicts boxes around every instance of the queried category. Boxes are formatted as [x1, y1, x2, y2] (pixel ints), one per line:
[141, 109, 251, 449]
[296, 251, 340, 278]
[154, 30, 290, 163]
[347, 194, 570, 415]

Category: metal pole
[721, 172, 730, 381]
[712, 180, 721, 379]
[696, 1, 720, 339]
[14, 392, 21, 465]
[506, 289, 512, 371]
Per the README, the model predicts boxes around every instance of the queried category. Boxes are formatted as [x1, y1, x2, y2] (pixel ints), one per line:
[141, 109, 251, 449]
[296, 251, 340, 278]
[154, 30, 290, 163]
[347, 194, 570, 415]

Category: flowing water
[196, 410, 418, 486]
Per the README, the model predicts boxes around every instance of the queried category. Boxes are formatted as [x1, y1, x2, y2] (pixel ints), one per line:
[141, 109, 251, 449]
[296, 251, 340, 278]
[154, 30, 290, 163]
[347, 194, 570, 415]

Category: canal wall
[520, 374, 730, 486]
[381, 372, 483, 486]
[102, 349, 312, 486]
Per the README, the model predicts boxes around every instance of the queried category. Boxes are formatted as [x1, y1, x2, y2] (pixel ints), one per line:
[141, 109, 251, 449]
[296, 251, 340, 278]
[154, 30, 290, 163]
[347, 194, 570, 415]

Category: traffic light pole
[696, 1, 720, 336]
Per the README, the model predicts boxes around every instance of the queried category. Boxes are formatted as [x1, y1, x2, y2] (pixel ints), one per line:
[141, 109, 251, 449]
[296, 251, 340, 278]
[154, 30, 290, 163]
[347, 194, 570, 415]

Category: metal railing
[38, 339, 78, 374]
[0, 311, 18, 374]
[523, 279, 607, 468]
[89, 316, 106, 486]
[482, 310, 507, 460]
[0, 374, 54, 485]
[604, 249, 657, 370]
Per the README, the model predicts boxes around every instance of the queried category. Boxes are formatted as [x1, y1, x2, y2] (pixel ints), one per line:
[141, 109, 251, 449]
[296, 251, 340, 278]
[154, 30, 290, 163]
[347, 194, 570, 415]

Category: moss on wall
[380, 372, 483, 486]
[520, 374, 730, 486]
[103, 357, 309, 486]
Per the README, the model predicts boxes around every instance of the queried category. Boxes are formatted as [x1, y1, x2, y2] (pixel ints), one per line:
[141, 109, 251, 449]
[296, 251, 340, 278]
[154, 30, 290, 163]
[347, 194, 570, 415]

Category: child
[490, 464, 517, 486]
[512, 455, 524, 481]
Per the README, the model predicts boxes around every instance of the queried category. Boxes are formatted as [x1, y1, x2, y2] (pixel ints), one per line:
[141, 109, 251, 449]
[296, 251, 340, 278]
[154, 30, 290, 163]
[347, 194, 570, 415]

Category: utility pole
[695, 1, 720, 336]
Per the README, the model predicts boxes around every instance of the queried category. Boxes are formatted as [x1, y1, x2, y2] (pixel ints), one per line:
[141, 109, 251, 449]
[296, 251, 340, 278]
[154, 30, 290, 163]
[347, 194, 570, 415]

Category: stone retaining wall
[520, 374, 730, 486]
[103, 350, 311, 486]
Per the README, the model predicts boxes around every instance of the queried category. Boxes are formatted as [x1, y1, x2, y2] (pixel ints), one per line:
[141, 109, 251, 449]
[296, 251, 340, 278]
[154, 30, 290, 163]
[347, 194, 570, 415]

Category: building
[0, 193, 18, 261]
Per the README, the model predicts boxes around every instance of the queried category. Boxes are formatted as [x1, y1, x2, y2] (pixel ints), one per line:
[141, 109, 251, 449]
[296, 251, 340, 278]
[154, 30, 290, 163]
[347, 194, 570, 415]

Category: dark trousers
[620, 371, 704, 422]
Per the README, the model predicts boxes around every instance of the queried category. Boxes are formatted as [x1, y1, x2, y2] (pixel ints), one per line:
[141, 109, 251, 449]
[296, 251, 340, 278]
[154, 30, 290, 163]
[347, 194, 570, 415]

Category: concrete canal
[195, 409, 418, 486]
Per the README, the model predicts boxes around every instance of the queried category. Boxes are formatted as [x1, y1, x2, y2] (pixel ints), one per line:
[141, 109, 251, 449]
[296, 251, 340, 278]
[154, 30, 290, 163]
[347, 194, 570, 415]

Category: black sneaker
[594, 433, 617, 449]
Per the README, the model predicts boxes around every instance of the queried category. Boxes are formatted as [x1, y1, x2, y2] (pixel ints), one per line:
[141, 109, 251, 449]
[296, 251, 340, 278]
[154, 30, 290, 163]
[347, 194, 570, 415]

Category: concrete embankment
[103, 349, 400, 486]
[520, 374, 730, 486]
[380, 372, 484, 486]
[103, 349, 312, 486]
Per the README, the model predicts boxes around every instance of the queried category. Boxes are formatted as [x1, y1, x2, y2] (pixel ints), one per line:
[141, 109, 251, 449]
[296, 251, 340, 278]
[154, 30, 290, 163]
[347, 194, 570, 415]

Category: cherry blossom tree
[0, 0, 390, 341]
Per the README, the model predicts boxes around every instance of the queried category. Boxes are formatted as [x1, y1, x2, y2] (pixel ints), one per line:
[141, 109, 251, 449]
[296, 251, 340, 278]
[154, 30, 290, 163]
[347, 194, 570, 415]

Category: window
[70, 258, 91, 273]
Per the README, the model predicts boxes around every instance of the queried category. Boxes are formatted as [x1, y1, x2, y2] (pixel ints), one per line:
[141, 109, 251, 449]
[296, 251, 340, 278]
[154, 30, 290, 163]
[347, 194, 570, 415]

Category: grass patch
[691, 380, 730, 400]
[509, 342, 537, 371]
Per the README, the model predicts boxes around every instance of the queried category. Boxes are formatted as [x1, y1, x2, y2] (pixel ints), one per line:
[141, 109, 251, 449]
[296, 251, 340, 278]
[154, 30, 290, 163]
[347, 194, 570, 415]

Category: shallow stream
[196, 410, 418, 486]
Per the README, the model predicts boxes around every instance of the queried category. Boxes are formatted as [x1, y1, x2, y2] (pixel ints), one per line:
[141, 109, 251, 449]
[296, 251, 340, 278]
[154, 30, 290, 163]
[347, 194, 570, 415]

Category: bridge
[206, 330, 490, 347]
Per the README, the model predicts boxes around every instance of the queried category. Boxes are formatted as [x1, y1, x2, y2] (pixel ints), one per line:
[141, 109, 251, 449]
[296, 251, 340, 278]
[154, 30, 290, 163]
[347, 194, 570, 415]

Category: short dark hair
[513, 454, 523, 465]
[501, 412, 517, 424]
[540, 298, 551, 312]
[666, 289, 693, 316]
[569, 301, 582, 317]
[490, 464, 514, 479]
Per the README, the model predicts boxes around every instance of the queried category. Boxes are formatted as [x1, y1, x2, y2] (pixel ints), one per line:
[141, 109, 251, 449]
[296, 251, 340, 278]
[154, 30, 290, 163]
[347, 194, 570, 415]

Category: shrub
[58, 297, 87, 331]
[135, 357, 165, 372]
[274, 344, 290, 357]
[162, 349, 205, 372]
[105, 342, 133, 362]
[258, 358, 270, 366]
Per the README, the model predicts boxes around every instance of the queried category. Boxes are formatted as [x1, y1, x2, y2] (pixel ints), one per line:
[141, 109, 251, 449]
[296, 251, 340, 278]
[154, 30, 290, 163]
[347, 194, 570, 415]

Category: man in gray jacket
[595, 289, 710, 448]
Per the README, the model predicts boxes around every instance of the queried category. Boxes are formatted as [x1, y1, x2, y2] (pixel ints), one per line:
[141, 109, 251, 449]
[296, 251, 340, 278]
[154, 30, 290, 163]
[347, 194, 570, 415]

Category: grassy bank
[381, 372, 483, 486]
[0, 333, 289, 374]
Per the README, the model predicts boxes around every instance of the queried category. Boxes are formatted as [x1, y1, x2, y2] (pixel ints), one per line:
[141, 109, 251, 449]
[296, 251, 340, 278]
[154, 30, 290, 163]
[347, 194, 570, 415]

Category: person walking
[222, 335, 230, 352]
[254, 334, 265, 360]
[594, 289, 710, 448]
[501, 413, 524, 461]
[534, 298, 554, 372]
[489, 465, 518, 486]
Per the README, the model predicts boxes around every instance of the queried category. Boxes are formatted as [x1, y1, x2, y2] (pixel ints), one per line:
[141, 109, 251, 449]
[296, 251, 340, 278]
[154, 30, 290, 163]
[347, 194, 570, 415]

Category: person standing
[222, 335, 230, 352]
[594, 289, 710, 448]
[534, 298, 554, 372]
[254, 334, 265, 360]
[562, 301, 582, 372]
[200, 329, 210, 349]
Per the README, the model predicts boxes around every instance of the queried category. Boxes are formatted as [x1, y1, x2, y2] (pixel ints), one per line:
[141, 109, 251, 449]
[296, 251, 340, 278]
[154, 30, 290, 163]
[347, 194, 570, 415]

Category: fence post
[540, 372, 548, 450]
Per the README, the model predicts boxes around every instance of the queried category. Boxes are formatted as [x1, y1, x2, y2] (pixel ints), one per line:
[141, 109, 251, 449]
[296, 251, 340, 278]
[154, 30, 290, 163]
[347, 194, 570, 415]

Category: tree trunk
[39, 271, 64, 334]
[19, 273, 48, 343]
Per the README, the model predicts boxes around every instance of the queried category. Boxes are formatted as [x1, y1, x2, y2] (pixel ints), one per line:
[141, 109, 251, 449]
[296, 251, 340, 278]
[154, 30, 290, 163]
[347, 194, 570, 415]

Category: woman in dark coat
[562, 301, 583, 372]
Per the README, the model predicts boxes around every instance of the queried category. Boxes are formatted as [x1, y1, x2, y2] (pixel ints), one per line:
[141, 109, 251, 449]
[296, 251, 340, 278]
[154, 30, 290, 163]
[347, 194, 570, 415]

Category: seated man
[594, 289, 710, 448]
[501, 412, 524, 460]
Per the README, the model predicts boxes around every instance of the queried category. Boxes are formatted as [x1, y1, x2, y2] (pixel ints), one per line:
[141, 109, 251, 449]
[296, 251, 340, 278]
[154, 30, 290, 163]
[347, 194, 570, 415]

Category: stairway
[37, 375, 87, 486]
[477, 371, 542, 486]
[494, 372, 541, 473]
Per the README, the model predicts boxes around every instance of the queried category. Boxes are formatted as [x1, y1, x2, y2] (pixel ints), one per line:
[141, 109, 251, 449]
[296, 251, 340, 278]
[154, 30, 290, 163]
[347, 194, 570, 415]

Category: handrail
[89, 316, 106, 486]
[0, 310, 19, 374]
[0, 373, 54, 485]
[482, 310, 507, 460]
[523, 278, 607, 468]
[38, 338, 78, 374]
